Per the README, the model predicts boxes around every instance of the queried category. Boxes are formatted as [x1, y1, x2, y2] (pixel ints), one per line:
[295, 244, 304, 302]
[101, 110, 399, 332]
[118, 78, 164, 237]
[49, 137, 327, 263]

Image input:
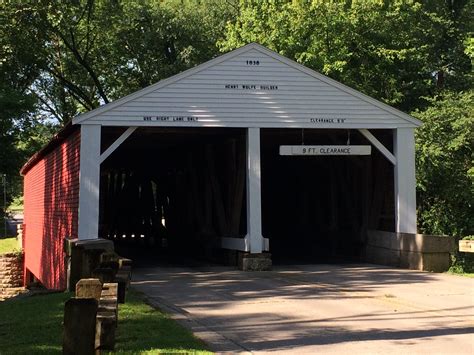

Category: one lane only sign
[279, 145, 372, 156]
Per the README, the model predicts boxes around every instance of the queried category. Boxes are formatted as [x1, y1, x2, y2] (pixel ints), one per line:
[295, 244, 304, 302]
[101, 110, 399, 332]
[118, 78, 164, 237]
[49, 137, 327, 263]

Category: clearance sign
[279, 145, 372, 156]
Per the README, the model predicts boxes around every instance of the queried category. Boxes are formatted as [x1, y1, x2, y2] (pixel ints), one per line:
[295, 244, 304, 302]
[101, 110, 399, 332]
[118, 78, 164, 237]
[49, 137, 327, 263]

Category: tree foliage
[1, 0, 237, 123]
[219, 0, 472, 112]
[414, 91, 474, 237]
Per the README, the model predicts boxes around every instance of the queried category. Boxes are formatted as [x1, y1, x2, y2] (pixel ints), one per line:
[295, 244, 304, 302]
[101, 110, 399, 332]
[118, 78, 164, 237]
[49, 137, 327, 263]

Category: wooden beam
[394, 128, 417, 233]
[78, 124, 101, 240]
[99, 127, 137, 164]
[221, 237, 248, 251]
[221, 237, 269, 251]
[358, 129, 396, 165]
[246, 128, 264, 253]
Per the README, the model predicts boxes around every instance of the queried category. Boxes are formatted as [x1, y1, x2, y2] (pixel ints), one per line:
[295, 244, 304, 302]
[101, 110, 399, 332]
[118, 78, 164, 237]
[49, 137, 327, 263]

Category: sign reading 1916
[143, 115, 199, 122]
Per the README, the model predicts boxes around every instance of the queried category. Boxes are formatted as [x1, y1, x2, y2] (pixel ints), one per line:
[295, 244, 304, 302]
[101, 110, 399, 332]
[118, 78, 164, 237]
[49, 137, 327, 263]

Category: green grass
[8, 196, 23, 212]
[0, 237, 20, 254]
[0, 292, 70, 354]
[446, 271, 474, 278]
[112, 289, 211, 354]
[0, 289, 212, 355]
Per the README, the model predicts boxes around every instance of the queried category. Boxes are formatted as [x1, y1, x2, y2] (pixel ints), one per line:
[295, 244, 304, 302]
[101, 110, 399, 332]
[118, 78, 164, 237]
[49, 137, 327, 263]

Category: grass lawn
[0, 237, 19, 254]
[112, 290, 211, 354]
[446, 271, 474, 278]
[0, 292, 70, 354]
[0, 289, 212, 354]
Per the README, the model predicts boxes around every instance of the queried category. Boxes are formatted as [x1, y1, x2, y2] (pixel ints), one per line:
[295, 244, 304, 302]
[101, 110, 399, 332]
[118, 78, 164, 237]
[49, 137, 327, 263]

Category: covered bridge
[21, 43, 420, 289]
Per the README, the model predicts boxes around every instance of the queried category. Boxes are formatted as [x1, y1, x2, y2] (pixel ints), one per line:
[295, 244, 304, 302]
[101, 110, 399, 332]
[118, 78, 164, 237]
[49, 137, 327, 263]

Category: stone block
[366, 230, 454, 272]
[399, 250, 422, 270]
[365, 245, 400, 267]
[75, 278, 102, 300]
[63, 298, 98, 355]
[238, 252, 272, 271]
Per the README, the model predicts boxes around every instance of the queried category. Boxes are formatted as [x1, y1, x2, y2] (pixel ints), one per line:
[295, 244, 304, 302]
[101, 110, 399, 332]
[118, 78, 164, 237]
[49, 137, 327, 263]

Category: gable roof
[73, 43, 421, 128]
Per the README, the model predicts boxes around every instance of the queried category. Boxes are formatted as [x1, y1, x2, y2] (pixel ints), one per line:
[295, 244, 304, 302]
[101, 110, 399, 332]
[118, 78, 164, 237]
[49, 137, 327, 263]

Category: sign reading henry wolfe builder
[279, 145, 371, 156]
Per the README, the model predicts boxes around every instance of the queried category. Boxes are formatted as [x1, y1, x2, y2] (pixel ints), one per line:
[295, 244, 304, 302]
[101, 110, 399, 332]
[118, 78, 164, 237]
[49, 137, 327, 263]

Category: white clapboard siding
[73, 44, 421, 129]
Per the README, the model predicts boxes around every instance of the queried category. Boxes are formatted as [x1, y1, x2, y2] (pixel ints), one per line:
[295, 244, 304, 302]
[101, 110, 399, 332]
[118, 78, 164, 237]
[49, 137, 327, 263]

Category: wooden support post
[394, 128, 417, 233]
[63, 298, 98, 354]
[78, 124, 101, 240]
[246, 128, 264, 253]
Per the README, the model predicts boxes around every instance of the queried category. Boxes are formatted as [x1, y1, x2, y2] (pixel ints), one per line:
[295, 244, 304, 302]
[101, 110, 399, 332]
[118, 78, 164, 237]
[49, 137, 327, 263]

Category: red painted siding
[23, 130, 80, 290]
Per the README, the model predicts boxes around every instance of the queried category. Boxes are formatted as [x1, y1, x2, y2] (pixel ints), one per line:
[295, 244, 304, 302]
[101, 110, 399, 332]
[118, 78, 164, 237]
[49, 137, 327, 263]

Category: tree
[414, 91, 474, 238]
[219, 0, 472, 112]
[1, 0, 237, 124]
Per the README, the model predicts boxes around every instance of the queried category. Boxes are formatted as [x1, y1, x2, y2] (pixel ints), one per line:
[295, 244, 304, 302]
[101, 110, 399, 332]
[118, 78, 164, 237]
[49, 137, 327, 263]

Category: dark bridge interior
[261, 128, 395, 263]
[98, 127, 247, 263]
[97, 127, 395, 265]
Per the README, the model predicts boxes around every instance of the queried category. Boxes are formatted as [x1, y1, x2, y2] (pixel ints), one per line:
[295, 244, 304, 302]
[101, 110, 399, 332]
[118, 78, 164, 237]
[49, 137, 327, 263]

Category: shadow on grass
[0, 292, 71, 355]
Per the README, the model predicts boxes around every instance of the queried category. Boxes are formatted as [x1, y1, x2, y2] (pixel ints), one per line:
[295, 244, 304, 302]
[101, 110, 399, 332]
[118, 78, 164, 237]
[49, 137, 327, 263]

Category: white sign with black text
[279, 145, 372, 156]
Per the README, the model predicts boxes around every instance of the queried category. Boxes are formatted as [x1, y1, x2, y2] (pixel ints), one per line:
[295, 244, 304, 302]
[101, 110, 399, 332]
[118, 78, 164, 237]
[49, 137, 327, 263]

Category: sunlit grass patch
[0, 288, 212, 355]
[112, 289, 211, 354]
[0, 237, 19, 254]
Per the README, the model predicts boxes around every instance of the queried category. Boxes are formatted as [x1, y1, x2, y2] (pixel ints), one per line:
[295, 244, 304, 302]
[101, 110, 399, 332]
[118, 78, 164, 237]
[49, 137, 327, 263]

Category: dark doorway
[261, 129, 395, 263]
[98, 127, 247, 263]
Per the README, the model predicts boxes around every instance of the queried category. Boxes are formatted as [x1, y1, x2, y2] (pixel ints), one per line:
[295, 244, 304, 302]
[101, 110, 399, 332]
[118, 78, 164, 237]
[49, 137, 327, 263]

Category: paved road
[132, 264, 474, 354]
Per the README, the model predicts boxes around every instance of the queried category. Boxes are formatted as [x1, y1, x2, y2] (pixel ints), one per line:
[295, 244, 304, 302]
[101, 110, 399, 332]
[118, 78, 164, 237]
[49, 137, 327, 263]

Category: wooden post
[63, 298, 98, 354]
[78, 124, 101, 240]
[246, 128, 264, 253]
[394, 128, 417, 233]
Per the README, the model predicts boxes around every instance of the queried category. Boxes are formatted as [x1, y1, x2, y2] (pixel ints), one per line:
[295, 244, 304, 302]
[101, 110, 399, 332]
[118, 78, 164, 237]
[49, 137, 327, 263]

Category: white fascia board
[250, 44, 422, 128]
[73, 44, 262, 125]
[84, 120, 413, 129]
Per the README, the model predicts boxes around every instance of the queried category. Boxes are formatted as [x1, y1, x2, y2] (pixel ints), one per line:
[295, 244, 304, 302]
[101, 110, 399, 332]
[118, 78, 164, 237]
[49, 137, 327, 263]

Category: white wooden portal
[73, 43, 421, 250]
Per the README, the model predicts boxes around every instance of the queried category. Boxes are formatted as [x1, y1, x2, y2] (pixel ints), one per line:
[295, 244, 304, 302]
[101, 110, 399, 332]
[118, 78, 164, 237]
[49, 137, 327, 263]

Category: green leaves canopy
[219, 0, 472, 112]
[1, 0, 236, 123]
[414, 91, 474, 237]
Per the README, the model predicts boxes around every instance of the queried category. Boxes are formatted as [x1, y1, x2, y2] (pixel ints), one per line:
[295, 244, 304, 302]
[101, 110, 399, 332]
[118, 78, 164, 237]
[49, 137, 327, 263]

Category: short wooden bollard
[114, 272, 129, 304]
[95, 313, 116, 350]
[63, 298, 98, 354]
[100, 283, 118, 320]
[118, 258, 132, 271]
[75, 278, 102, 299]
[95, 282, 119, 351]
